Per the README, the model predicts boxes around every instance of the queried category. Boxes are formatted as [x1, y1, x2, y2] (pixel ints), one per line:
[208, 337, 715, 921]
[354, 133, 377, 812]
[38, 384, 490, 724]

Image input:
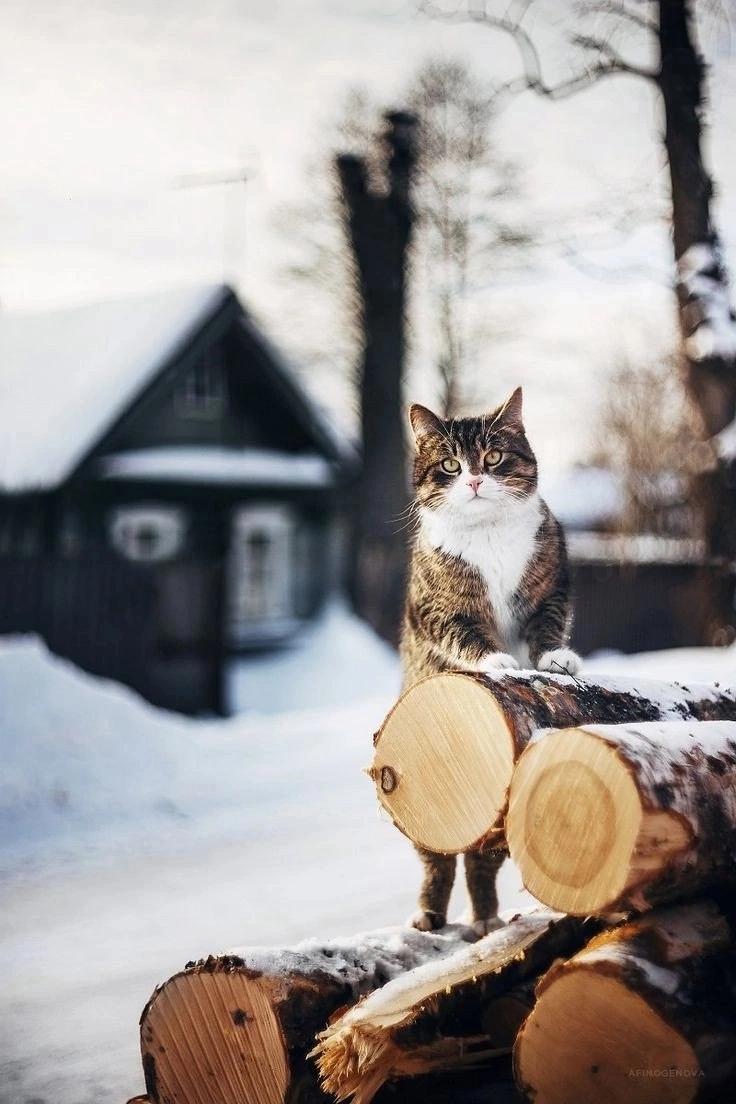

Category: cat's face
[409, 388, 537, 518]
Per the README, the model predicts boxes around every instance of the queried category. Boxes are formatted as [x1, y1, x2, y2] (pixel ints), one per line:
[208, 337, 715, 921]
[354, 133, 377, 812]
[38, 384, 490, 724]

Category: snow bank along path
[1, 611, 734, 1103]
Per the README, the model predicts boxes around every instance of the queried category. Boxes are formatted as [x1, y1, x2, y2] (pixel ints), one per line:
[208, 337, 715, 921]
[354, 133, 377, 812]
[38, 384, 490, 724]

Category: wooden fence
[0, 556, 225, 714]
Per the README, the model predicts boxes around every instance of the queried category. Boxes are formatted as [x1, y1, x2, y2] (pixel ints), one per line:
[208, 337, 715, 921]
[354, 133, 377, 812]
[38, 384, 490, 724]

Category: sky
[2, 0, 736, 469]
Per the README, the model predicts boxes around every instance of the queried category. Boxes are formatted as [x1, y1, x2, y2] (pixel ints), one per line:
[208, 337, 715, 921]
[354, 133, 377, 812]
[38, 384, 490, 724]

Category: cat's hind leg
[409, 846, 457, 931]
[464, 848, 506, 938]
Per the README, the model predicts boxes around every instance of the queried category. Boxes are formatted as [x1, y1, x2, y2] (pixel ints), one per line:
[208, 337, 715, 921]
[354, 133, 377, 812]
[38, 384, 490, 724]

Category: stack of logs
[130, 669, 736, 1104]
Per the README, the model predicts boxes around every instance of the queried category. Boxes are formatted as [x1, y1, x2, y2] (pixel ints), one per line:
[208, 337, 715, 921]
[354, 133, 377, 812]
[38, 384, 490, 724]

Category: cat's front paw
[477, 652, 520, 673]
[537, 647, 582, 675]
[408, 909, 446, 932]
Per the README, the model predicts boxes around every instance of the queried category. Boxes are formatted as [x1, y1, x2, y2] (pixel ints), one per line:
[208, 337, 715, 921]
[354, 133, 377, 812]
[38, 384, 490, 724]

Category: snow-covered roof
[0, 285, 231, 493]
[98, 446, 335, 488]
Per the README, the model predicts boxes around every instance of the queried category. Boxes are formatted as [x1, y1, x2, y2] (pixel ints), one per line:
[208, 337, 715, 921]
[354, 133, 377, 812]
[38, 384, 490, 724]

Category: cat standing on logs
[401, 386, 581, 937]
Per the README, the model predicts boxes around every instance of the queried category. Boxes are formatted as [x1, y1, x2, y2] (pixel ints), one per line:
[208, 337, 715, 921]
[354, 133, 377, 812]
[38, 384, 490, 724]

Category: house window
[175, 346, 227, 418]
[109, 505, 187, 564]
[228, 505, 294, 642]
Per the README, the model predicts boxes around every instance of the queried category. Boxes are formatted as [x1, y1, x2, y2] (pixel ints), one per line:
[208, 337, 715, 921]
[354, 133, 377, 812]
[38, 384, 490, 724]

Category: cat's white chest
[421, 497, 541, 644]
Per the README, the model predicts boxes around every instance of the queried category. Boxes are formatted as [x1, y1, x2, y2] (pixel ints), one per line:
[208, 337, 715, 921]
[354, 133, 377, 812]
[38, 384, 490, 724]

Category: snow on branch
[677, 242, 736, 364]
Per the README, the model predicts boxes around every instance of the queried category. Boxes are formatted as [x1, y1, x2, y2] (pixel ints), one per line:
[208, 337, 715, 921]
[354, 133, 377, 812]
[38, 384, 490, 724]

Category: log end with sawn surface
[370, 670, 736, 854]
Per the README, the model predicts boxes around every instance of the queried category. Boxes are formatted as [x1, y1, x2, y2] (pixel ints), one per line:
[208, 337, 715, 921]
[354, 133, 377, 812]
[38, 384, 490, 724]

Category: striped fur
[401, 387, 579, 934]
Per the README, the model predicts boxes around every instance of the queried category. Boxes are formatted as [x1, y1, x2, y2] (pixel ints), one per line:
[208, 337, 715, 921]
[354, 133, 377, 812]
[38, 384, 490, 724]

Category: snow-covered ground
[1, 608, 734, 1104]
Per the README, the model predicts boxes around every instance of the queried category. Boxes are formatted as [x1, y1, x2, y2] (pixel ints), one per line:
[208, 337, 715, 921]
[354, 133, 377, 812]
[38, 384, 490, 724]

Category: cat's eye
[485, 449, 503, 468]
[440, 457, 461, 474]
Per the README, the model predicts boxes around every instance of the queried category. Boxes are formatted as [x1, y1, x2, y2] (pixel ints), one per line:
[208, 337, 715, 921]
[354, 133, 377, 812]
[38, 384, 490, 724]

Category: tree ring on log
[372, 673, 515, 853]
[142, 968, 289, 1104]
[507, 728, 642, 913]
[515, 969, 701, 1104]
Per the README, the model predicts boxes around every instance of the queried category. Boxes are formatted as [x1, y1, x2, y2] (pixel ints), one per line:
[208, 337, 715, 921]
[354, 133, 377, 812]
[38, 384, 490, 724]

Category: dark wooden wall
[0, 555, 225, 715]
[571, 559, 736, 656]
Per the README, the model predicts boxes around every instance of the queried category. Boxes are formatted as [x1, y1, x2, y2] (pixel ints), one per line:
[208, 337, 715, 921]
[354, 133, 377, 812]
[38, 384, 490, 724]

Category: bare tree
[276, 60, 529, 642]
[589, 350, 707, 537]
[407, 59, 530, 415]
[421, 0, 736, 556]
[270, 89, 382, 422]
[337, 112, 418, 645]
[278, 62, 528, 418]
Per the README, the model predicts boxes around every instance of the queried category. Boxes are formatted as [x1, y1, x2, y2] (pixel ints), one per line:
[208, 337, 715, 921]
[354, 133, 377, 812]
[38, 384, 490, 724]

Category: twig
[418, 0, 660, 99]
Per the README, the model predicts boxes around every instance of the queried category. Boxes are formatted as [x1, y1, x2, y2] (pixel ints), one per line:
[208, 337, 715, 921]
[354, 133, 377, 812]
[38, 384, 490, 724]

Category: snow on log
[507, 720, 736, 915]
[514, 899, 736, 1104]
[370, 671, 736, 854]
[138, 925, 469, 1104]
[314, 910, 598, 1104]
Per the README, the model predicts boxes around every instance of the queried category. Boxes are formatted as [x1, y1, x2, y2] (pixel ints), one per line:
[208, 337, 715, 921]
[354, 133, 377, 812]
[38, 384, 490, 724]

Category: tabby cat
[401, 386, 580, 937]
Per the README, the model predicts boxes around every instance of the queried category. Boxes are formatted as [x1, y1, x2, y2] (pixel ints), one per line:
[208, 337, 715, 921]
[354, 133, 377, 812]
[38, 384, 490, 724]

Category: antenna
[172, 166, 250, 284]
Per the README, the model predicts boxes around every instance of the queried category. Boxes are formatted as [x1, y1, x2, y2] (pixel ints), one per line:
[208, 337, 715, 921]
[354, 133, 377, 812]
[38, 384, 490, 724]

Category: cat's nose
[467, 475, 483, 495]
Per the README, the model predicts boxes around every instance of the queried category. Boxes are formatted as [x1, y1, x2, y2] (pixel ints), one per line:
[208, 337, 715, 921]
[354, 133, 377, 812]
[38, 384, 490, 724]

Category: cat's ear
[408, 403, 445, 446]
[492, 386, 523, 429]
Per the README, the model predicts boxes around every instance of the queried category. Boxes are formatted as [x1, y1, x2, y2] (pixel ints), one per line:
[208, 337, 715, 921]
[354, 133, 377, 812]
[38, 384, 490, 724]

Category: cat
[400, 386, 581, 938]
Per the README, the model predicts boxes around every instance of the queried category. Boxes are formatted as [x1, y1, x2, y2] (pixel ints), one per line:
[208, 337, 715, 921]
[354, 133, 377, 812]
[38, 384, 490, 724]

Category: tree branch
[418, 0, 660, 98]
[577, 0, 658, 35]
[570, 31, 659, 80]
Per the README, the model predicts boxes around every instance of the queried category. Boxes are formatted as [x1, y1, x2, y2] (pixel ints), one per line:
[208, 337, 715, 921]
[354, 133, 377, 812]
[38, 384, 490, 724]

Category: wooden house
[0, 285, 352, 714]
[544, 469, 736, 655]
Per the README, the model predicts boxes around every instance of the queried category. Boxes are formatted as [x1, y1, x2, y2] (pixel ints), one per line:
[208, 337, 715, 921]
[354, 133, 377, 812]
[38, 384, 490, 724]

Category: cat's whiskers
[394, 513, 423, 535]
[392, 502, 420, 521]
[392, 499, 422, 535]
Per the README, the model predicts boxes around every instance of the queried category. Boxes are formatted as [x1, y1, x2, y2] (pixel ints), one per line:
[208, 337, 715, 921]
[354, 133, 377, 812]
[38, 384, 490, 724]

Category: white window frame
[109, 505, 187, 564]
[228, 504, 295, 642]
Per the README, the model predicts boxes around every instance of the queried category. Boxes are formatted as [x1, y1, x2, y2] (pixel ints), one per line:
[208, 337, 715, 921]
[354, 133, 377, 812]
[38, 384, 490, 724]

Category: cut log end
[506, 726, 689, 915]
[516, 969, 700, 1104]
[141, 967, 289, 1104]
[371, 673, 515, 853]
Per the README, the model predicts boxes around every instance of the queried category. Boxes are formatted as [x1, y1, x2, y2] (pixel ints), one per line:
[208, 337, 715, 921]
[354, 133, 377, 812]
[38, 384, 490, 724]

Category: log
[370, 671, 736, 854]
[514, 899, 736, 1104]
[138, 925, 469, 1104]
[507, 720, 736, 915]
[314, 909, 599, 1104]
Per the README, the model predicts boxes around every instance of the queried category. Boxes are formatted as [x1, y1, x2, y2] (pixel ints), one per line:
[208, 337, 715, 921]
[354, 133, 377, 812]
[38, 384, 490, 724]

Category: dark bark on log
[375, 1058, 524, 1104]
[371, 670, 736, 854]
[337, 112, 417, 646]
[515, 899, 736, 1104]
[459, 669, 736, 746]
[138, 927, 468, 1104]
